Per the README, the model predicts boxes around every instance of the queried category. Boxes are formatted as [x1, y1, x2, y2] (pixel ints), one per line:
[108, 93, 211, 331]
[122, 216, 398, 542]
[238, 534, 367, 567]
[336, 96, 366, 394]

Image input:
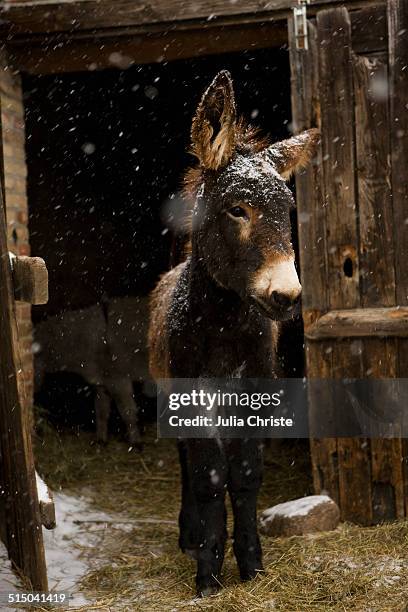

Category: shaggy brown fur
[148, 262, 187, 380]
[183, 118, 271, 225]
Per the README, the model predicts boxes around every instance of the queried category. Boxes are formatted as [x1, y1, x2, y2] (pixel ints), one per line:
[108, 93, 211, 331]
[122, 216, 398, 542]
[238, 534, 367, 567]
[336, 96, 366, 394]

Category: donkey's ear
[191, 70, 237, 170]
[266, 128, 320, 180]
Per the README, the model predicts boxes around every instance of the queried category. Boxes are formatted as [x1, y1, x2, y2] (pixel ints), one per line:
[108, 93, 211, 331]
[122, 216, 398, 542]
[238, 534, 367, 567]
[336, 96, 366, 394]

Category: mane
[180, 119, 270, 243]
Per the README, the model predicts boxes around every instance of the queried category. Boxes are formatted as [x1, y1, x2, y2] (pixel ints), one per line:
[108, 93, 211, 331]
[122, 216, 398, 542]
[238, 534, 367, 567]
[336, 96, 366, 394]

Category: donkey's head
[187, 71, 319, 321]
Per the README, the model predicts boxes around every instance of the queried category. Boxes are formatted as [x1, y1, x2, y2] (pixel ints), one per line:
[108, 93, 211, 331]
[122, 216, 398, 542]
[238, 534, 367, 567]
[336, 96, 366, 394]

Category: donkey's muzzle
[250, 291, 301, 321]
[271, 290, 301, 310]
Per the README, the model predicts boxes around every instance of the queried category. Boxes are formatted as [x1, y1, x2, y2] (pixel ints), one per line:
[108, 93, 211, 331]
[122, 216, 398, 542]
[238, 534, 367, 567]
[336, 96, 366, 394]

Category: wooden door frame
[0, 0, 384, 75]
[0, 179, 48, 590]
[289, 0, 408, 524]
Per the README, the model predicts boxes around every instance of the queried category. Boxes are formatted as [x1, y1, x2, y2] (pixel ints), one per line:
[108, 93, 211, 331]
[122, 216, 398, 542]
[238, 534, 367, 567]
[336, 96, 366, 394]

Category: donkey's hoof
[126, 432, 144, 451]
[196, 574, 221, 598]
[240, 566, 265, 582]
[197, 584, 219, 598]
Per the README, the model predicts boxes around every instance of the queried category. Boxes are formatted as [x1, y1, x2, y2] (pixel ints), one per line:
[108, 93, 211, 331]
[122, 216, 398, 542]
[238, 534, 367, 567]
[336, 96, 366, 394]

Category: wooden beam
[2, 3, 386, 74]
[0, 0, 292, 35]
[7, 21, 288, 74]
[305, 307, 408, 340]
[12, 256, 48, 305]
[0, 0, 385, 37]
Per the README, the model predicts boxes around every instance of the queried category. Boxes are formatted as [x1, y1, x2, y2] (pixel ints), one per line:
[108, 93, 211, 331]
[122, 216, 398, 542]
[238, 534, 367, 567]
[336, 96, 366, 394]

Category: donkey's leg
[95, 386, 111, 443]
[228, 439, 264, 581]
[178, 440, 200, 558]
[107, 378, 142, 447]
[188, 439, 228, 596]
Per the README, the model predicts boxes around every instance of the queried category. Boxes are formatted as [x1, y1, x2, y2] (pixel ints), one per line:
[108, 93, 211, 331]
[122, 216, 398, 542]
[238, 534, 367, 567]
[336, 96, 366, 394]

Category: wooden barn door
[289, 1, 408, 525]
[0, 150, 48, 586]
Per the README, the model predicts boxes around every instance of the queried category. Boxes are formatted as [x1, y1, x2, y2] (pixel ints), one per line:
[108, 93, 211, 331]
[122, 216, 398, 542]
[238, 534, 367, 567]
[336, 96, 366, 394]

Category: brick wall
[0, 49, 33, 409]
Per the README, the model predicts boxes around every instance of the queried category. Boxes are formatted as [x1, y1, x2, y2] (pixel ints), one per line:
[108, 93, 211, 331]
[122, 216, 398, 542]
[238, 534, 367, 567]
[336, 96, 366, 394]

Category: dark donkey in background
[149, 71, 319, 596]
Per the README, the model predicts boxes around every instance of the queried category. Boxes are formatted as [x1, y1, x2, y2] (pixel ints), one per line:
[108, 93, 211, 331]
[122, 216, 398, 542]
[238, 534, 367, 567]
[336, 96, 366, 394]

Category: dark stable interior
[23, 46, 303, 430]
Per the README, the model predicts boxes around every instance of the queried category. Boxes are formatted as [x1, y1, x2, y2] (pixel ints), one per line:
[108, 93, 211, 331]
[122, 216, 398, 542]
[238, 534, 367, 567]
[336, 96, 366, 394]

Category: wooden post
[317, 7, 373, 525]
[353, 49, 404, 521]
[288, 18, 340, 506]
[0, 180, 48, 589]
[12, 255, 48, 305]
[388, 0, 408, 513]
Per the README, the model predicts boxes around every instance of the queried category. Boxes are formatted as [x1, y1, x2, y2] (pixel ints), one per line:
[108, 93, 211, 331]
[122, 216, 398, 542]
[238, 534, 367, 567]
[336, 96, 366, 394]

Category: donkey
[148, 71, 319, 596]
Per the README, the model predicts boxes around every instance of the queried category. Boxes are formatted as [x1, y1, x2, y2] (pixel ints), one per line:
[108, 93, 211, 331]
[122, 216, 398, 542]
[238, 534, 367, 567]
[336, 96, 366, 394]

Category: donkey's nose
[271, 290, 301, 310]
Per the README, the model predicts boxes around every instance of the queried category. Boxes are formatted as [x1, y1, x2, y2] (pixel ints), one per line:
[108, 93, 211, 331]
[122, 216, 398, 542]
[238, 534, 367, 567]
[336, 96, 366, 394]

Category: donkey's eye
[227, 206, 249, 221]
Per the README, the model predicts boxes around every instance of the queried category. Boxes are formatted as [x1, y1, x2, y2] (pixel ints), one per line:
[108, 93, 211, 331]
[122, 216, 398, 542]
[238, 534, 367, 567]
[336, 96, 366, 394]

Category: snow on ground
[44, 491, 133, 606]
[260, 495, 332, 520]
[1, 491, 134, 609]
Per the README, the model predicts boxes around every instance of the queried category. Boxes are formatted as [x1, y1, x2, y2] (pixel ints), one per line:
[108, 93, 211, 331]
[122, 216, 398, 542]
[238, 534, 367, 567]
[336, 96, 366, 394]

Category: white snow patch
[261, 495, 333, 520]
[43, 491, 134, 606]
[8, 251, 16, 268]
[36, 471, 52, 504]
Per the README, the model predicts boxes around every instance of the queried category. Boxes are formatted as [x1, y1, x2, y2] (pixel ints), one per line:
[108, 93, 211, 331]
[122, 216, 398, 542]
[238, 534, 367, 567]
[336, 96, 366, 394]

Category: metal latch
[293, 0, 310, 50]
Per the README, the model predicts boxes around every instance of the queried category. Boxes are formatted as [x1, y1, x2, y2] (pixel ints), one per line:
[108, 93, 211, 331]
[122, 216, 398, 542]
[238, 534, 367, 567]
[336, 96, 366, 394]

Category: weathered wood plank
[353, 50, 403, 522]
[318, 8, 360, 311]
[305, 307, 408, 339]
[1, 0, 289, 34]
[388, 0, 408, 401]
[289, 19, 325, 316]
[12, 256, 48, 304]
[361, 334, 403, 519]
[306, 341, 340, 506]
[334, 339, 372, 524]
[2, 3, 386, 75]
[317, 5, 360, 322]
[289, 17, 340, 506]
[317, 7, 372, 525]
[0, 185, 48, 588]
[353, 55, 394, 308]
[0, 51, 47, 586]
[351, 5, 387, 53]
[7, 21, 288, 74]
[371, 436, 403, 520]
[365, 342, 404, 520]
[388, 0, 408, 311]
[388, 0, 408, 368]
[388, 0, 408, 515]
[0, 0, 386, 36]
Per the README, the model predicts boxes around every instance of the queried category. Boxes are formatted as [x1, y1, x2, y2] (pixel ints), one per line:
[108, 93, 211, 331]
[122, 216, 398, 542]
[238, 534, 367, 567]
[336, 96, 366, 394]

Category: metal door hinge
[293, 0, 310, 50]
